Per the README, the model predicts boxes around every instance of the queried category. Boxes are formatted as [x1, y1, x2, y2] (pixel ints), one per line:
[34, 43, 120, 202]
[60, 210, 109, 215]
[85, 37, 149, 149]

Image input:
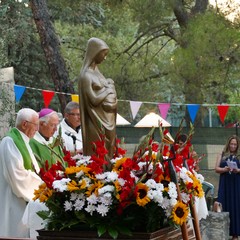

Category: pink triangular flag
[157, 103, 170, 120]
[130, 101, 142, 120]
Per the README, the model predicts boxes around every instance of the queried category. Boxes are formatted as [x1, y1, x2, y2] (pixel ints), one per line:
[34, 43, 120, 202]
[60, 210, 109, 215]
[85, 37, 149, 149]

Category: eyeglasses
[68, 113, 80, 117]
[48, 123, 58, 128]
[26, 120, 39, 127]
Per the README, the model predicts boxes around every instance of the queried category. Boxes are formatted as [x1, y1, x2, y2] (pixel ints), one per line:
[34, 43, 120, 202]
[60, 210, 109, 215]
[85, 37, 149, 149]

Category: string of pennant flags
[10, 83, 240, 124]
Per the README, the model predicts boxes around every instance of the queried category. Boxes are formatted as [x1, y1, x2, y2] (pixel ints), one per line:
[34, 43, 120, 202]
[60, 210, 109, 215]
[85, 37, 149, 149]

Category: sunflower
[135, 183, 150, 207]
[112, 157, 128, 173]
[160, 175, 171, 190]
[171, 201, 189, 225]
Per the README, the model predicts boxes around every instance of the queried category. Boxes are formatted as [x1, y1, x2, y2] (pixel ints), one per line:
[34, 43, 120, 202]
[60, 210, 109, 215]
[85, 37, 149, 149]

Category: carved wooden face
[94, 49, 109, 64]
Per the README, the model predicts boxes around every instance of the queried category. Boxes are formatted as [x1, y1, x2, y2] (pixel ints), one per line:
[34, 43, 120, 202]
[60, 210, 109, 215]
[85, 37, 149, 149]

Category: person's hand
[224, 166, 231, 173]
[232, 167, 239, 174]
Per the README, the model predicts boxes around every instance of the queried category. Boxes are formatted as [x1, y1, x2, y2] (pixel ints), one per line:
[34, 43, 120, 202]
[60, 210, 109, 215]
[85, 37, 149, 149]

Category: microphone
[65, 132, 82, 142]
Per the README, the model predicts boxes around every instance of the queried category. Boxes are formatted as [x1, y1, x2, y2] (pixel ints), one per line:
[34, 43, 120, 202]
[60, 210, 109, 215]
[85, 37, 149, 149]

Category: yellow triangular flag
[71, 94, 79, 103]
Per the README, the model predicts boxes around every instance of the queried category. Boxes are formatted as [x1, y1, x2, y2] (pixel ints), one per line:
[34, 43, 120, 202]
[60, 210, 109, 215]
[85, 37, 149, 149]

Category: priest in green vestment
[0, 108, 42, 237]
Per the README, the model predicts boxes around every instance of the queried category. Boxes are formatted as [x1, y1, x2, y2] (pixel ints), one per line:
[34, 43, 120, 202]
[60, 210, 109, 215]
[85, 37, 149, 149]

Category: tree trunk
[29, 0, 75, 113]
[171, 0, 209, 127]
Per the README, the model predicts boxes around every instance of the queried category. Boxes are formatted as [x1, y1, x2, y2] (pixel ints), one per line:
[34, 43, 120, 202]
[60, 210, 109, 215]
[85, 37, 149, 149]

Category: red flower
[186, 182, 193, 190]
[63, 151, 76, 167]
[151, 143, 159, 152]
[162, 145, 170, 157]
[163, 129, 169, 135]
[87, 156, 108, 174]
[152, 165, 164, 183]
[41, 171, 55, 188]
[39, 161, 64, 188]
[173, 155, 184, 172]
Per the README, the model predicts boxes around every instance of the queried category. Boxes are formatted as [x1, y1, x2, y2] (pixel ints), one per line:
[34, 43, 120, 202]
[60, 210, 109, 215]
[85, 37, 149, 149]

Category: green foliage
[48, 0, 106, 27]
[1, 0, 240, 126]
[128, 0, 173, 33]
[170, 10, 240, 106]
[0, 0, 54, 111]
[42, 1, 240, 125]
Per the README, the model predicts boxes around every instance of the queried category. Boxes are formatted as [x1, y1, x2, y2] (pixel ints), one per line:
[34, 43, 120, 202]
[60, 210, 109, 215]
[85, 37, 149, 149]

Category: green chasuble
[30, 137, 64, 168]
[7, 128, 34, 171]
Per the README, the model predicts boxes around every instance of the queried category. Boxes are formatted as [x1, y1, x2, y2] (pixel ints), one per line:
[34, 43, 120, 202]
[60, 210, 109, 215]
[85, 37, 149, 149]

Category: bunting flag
[157, 103, 170, 120]
[217, 104, 229, 124]
[42, 90, 55, 108]
[130, 101, 142, 120]
[7, 83, 238, 127]
[187, 104, 200, 123]
[14, 85, 26, 103]
[71, 94, 79, 103]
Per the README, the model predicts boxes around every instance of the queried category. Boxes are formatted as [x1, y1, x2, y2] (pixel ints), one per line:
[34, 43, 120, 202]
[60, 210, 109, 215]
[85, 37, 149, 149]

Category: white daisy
[53, 178, 71, 192]
[64, 201, 73, 211]
[74, 199, 85, 211]
[96, 204, 109, 217]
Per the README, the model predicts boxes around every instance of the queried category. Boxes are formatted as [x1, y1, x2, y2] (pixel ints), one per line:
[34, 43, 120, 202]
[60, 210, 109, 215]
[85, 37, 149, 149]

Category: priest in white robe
[58, 101, 83, 155]
[0, 108, 42, 237]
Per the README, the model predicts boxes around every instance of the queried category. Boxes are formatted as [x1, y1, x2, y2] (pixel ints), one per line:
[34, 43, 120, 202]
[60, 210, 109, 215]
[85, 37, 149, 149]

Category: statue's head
[83, 37, 109, 68]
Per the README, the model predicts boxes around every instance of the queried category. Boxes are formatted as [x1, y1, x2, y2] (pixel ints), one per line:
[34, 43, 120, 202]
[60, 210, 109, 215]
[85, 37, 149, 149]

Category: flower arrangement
[33, 126, 205, 239]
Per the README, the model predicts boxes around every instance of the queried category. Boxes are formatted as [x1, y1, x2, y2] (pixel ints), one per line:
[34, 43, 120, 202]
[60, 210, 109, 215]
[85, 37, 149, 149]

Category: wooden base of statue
[37, 224, 195, 240]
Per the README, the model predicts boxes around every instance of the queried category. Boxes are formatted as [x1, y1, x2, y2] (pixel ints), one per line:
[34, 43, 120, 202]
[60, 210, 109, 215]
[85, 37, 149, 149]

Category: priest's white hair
[15, 108, 38, 127]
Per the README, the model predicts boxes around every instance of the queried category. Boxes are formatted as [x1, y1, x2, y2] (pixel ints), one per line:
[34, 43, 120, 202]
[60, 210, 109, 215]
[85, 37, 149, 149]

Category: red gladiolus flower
[63, 151, 76, 167]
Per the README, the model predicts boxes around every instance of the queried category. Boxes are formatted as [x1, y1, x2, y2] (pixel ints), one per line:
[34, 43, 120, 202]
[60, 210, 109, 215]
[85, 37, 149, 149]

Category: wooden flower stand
[37, 224, 195, 240]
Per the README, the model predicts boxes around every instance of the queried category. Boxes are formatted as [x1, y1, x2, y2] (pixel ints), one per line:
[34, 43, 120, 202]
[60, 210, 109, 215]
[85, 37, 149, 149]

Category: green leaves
[96, 221, 132, 239]
[37, 210, 50, 220]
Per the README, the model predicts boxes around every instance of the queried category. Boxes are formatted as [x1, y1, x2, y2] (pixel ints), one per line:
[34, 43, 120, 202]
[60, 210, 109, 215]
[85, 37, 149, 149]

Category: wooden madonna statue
[78, 38, 117, 160]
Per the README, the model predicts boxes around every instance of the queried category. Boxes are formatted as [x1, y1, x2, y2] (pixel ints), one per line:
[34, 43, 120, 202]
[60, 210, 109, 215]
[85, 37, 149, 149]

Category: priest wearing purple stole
[0, 108, 42, 237]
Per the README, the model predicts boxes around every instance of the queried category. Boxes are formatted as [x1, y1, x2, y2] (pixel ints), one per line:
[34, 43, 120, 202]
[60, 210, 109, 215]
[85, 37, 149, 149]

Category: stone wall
[0, 67, 15, 139]
[200, 211, 230, 240]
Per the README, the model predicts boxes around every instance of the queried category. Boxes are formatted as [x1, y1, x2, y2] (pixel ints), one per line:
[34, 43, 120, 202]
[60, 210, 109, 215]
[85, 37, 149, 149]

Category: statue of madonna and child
[78, 37, 117, 161]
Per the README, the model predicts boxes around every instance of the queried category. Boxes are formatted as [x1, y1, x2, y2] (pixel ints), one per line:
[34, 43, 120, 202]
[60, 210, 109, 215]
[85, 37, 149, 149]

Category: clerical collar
[65, 119, 81, 133]
[39, 132, 49, 141]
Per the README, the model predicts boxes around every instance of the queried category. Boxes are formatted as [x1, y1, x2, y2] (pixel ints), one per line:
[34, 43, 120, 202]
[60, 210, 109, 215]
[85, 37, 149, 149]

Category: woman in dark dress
[215, 135, 240, 240]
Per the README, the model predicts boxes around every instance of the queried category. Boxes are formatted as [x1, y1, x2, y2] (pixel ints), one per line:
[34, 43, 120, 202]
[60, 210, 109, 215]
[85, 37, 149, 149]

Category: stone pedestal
[200, 211, 229, 240]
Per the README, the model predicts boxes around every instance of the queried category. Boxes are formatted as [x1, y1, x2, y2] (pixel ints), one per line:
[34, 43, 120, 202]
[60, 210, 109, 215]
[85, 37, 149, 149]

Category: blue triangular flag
[187, 104, 200, 123]
[14, 85, 26, 103]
